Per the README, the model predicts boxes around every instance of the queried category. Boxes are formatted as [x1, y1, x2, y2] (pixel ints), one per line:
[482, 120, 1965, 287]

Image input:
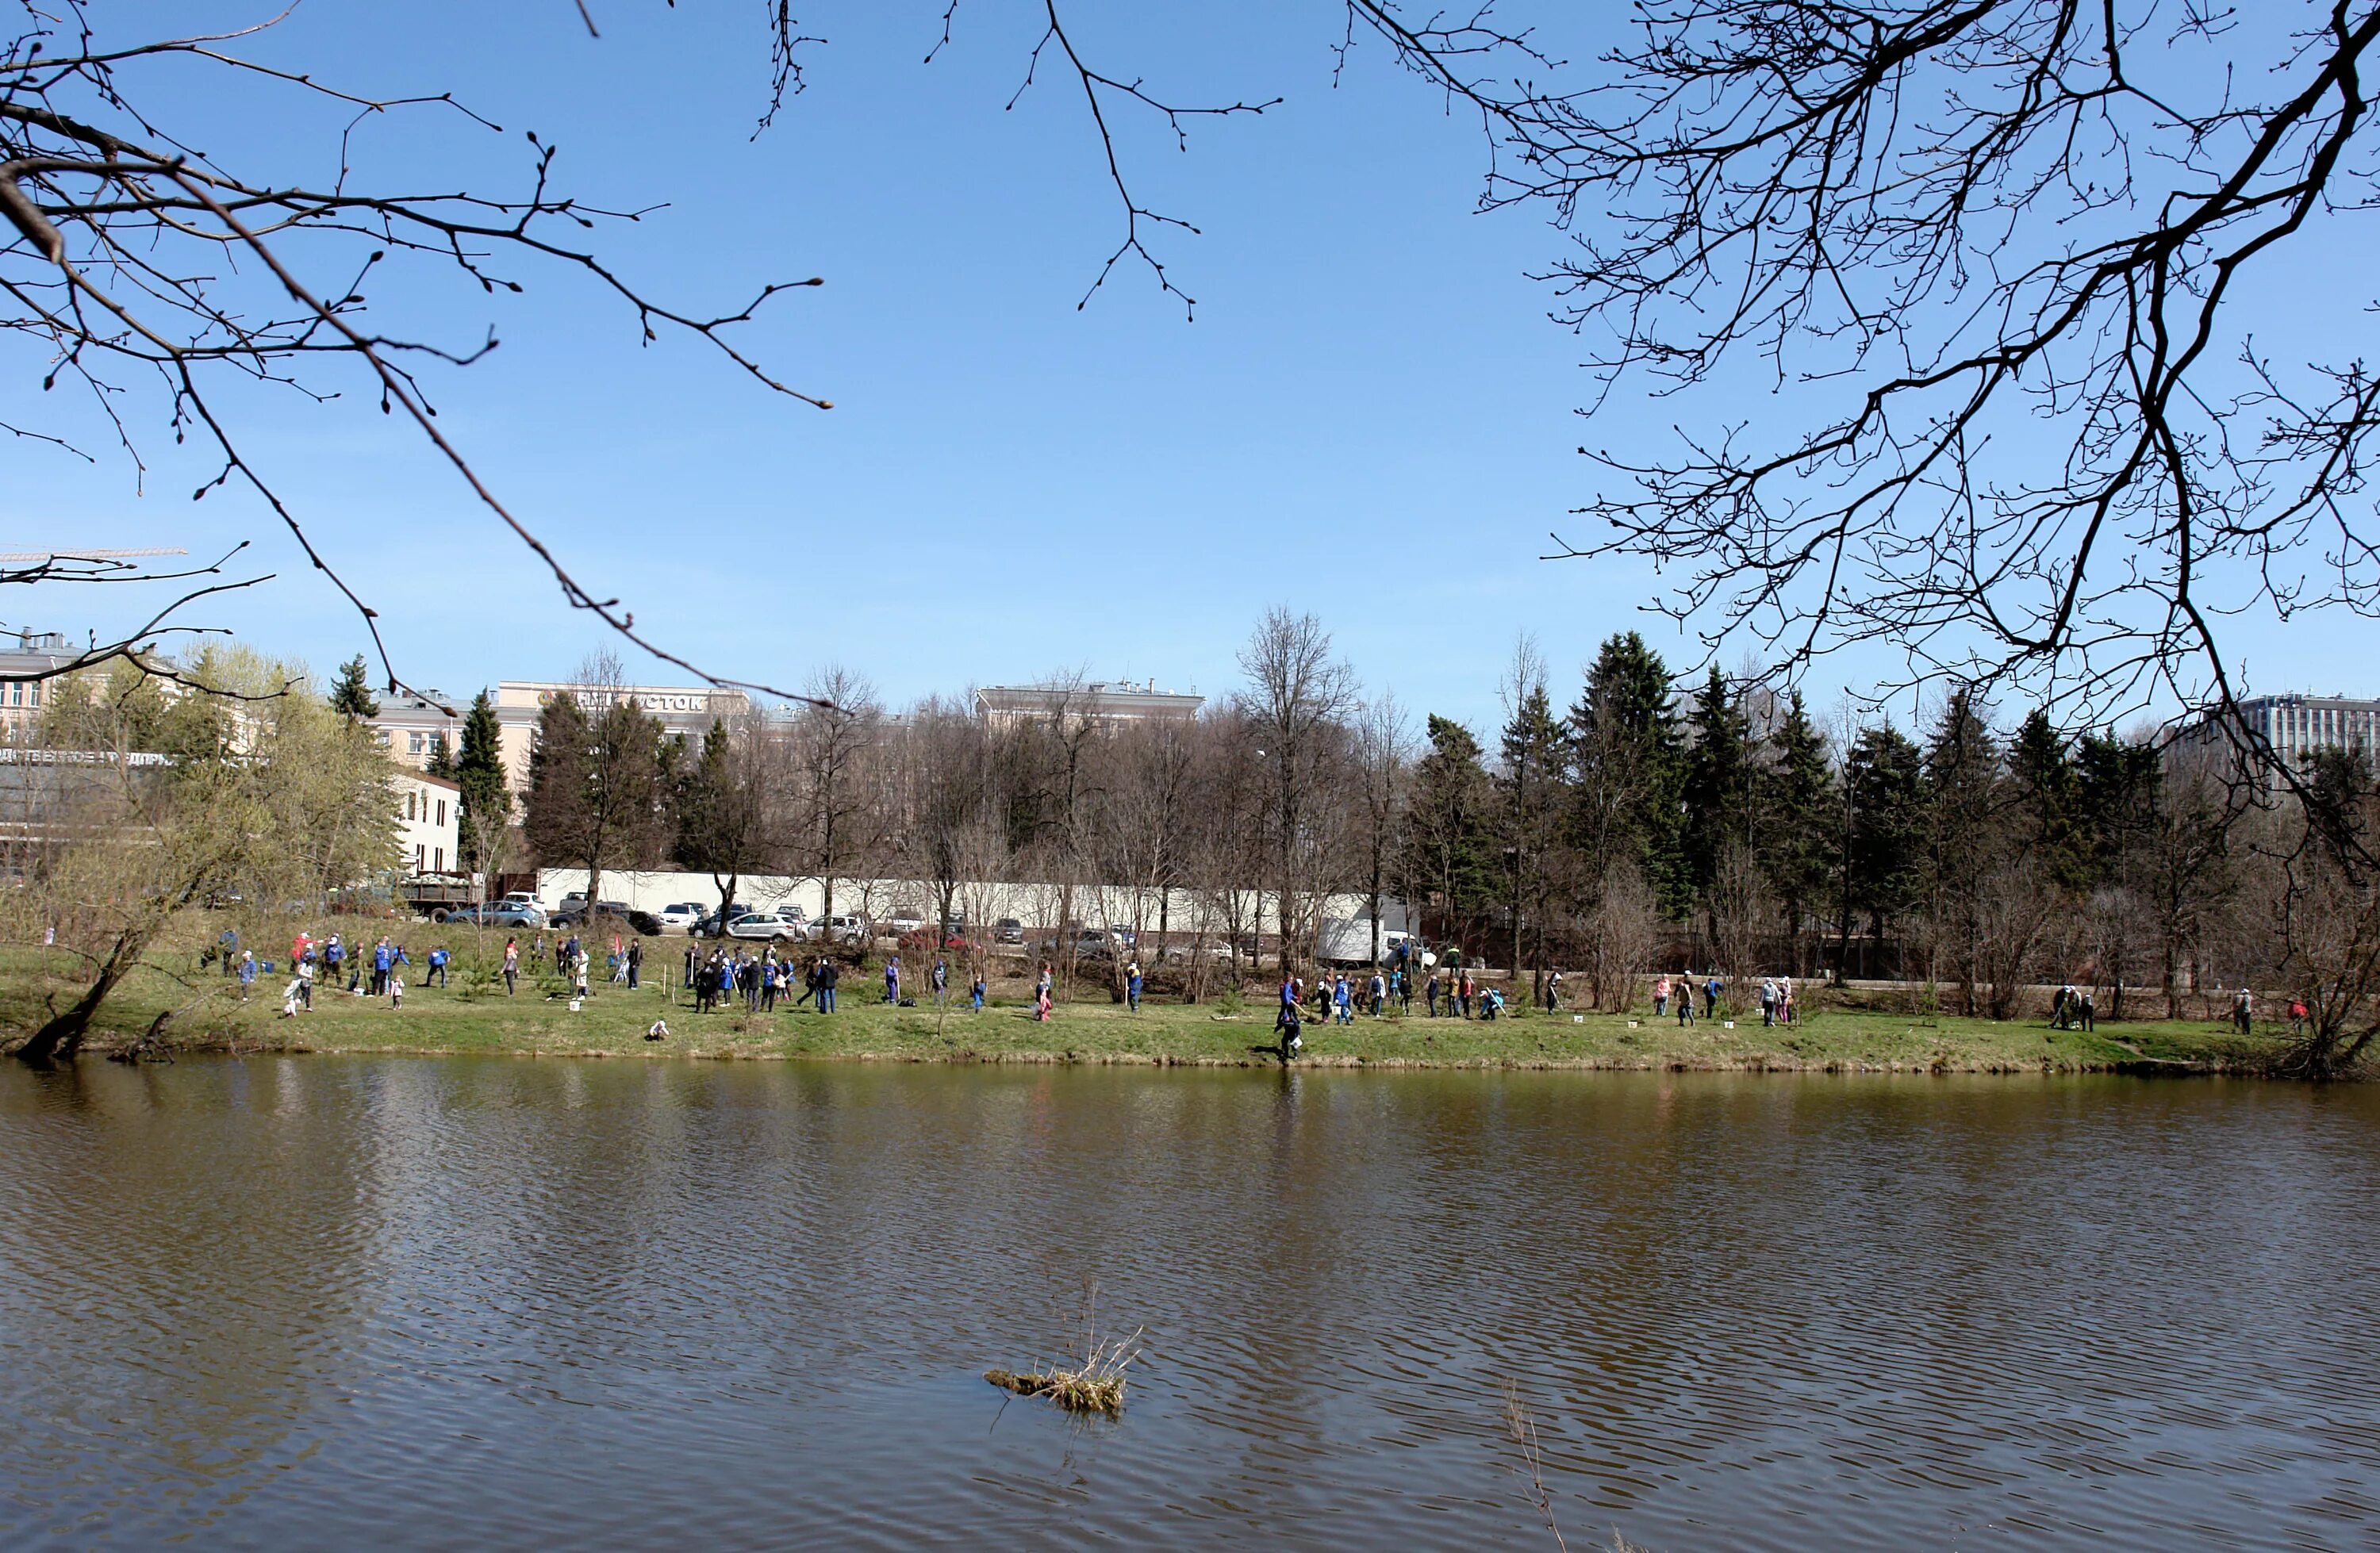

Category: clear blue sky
[12, 2, 2364, 733]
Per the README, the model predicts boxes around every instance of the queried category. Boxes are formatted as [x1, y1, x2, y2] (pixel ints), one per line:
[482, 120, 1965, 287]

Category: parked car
[451, 900, 546, 928]
[1068, 926, 1118, 960]
[693, 903, 754, 936]
[812, 913, 869, 945]
[654, 903, 706, 934]
[500, 891, 540, 910]
[885, 907, 928, 938]
[1105, 925, 1138, 949]
[550, 898, 630, 927]
[771, 903, 809, 926]
[724, 911, 804, 942]
[992, 917, 1024, 945]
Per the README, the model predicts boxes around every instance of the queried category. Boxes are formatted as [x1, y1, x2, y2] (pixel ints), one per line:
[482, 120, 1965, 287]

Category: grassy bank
[0, 939, 2292, 1073]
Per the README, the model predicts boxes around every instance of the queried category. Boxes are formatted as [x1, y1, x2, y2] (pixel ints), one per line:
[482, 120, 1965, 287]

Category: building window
[414, 843, 425, 869]
[408, 730, 425, 755]
[433, 846, 444, 872]
[406, 792, 417, 821]
[25, 682, 36, 707]
[436, 800, 446, 826]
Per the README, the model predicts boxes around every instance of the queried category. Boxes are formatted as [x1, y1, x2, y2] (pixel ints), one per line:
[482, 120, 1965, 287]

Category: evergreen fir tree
[454, 690, 511, 880]
[1841, 723, 1924, 961]
[424, 731, 454, 778]
[2007, 710, 2085, 892]
[1568, 631, 1686, 915]
[1497, 680, 1568, 984]
[1758, 689, 1835, 957]
[1407, 715, 1496, 950]
[328, 654, 379, 720]
[1679, 665, 1755, 902]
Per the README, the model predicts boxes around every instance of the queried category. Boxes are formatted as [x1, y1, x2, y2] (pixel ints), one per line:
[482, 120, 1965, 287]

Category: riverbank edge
[58, 1033, 2286, 1077]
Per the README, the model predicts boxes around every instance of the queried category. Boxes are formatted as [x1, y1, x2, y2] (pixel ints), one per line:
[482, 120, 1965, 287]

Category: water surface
[2, 1059, 2375, 1549]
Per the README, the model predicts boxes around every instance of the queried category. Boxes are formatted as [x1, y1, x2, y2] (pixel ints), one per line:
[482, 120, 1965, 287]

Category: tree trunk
[18, 930, 147, 1064]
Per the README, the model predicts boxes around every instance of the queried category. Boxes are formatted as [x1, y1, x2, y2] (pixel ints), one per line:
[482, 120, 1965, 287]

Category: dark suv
[993, 917, 1024, 945]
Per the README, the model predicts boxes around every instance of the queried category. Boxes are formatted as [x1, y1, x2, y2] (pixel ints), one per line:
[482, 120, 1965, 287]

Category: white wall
[393, 771, 461, 875]
[532, 867, 1385, 940]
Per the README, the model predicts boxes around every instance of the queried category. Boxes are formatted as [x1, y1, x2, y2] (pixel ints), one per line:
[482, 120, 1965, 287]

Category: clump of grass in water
[985, 1285, 1144, 1415]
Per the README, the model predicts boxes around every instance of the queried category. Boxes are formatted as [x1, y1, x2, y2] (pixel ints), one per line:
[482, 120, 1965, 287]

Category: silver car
[724, 911, 804, 941]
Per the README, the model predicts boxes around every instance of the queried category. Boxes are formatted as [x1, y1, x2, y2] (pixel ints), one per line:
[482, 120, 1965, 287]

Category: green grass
[0, 934, 2297, 1073]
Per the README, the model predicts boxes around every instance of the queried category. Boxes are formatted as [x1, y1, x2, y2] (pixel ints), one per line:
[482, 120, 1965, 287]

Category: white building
[975, 678, 1203, 733]
[2178, 692, 2380, 785]
[393, 769, 462, 875]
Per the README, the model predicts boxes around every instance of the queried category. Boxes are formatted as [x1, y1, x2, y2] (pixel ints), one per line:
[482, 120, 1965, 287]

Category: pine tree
[1568, 631, 1685, 915]
[2007, 710, 2084, 892]
[1841, 723, 1924, 970]
[328, 654, 379, 720]
[1679, 665, 1755, 903]
[1758, 689, 1834, 963]
[454, 690, 510, 884]
[1407, 715, 1496, 953]
[424, 731, 454, 778]
[1498, 679, 1568, 986]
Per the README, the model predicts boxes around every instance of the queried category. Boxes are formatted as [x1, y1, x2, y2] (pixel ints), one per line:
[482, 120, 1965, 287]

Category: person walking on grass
[1703, 973, 1722, 1019]
[503, 938, 519, 996]
[1275, 975, 1306, 1063]
[1127, 958, 1142, 1013]
[1035, 962, 1054, 1022]
[1677, 984, 1696, 1027]
[1368, 970, 1386, 1017]
[818, 957, 839, 1014]
[1425, 972, 1441, 1018]
[1545, 969, 1562, 1013]
[934, 957, 950, 1008]
[323, 934, 343, 989]
[1654, 975, 1671, 1018]
[220, 926, 240, 976]
[1460, 972, 1475, 1020]
[2232, 986, 2253, 1035]
[970, 970, 986, 1012]
[1334, 974, 1353, 1026]
[298, 953, 315, 1010]
[389, 970, 404, 1011]
[885, 954, 901, 1007]
[1760, 977, 1778, 1027]
[2078, 987, 2095, 1032]
[237, 949, 256, 999]
[1778, 976, 1795, 1026]
[626, 939, 641, 991]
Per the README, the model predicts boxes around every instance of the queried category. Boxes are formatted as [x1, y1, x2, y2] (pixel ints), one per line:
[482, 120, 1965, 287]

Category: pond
[2, 1060, 2375, 1550]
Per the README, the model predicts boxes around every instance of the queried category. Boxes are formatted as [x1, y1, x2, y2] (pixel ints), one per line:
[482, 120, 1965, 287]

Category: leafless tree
[1484, 0, 2380, 763]
[1238, 608, 1357, 976]
[1353, 692, 1414, 966]
[0, 4, 841, 707]
[1578, 862, 1658, 1013]
[792, 665, 881, 926]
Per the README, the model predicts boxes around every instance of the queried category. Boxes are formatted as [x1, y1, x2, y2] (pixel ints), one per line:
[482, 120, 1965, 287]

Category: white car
[724, 911, 804, 941]
[885, 909, 927, 937]
[655, 903, 706, 934]
[1383, 930, 1438, 970]
[772, 903, 809, 926]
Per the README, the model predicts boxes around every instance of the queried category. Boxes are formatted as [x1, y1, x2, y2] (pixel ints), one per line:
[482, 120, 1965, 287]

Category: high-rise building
[2177, 692, 2380, 784]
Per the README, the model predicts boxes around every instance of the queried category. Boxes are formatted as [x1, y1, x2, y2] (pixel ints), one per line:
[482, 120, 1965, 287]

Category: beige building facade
[367, 680, 753, 795]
